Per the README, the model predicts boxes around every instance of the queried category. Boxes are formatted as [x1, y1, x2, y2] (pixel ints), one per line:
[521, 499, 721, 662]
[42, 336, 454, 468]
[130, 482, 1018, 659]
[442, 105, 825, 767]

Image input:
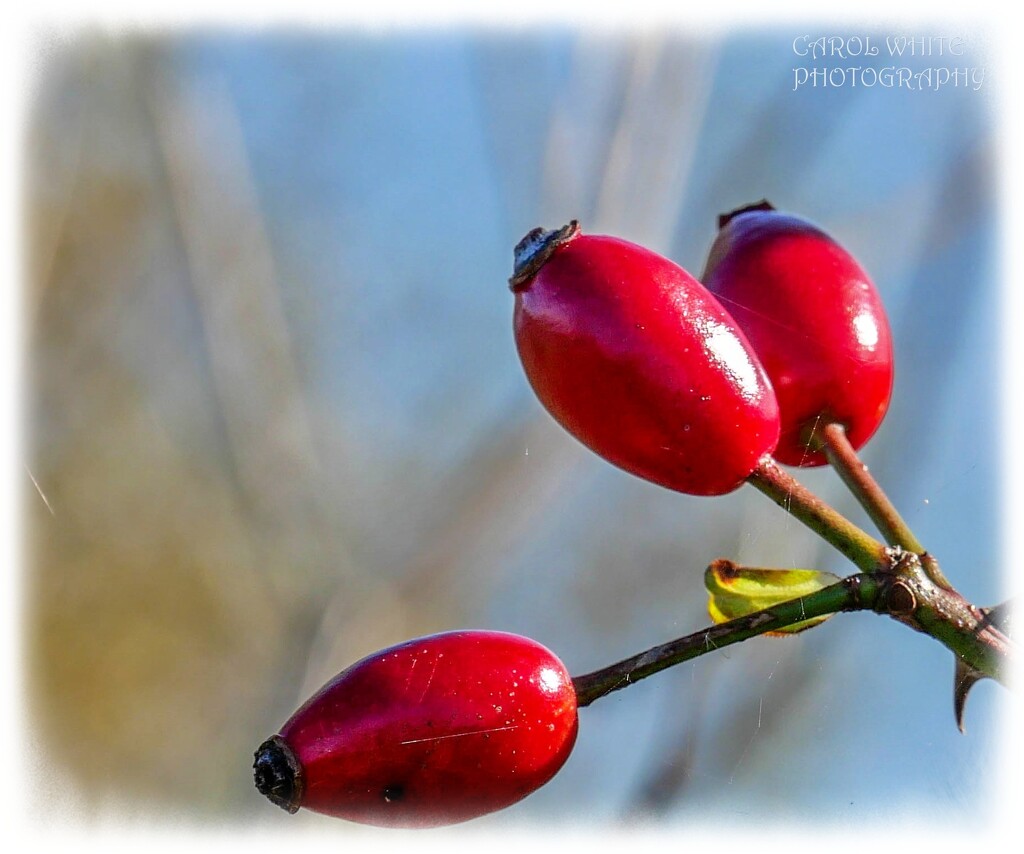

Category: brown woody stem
[882, 551, 1012, 683]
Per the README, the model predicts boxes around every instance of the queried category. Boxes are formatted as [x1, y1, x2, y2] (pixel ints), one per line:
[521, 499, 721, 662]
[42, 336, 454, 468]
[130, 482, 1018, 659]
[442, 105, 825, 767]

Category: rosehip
[253, 631, 578, 828]
[510, 221, 780, 496]
[701, 201, 894, 467]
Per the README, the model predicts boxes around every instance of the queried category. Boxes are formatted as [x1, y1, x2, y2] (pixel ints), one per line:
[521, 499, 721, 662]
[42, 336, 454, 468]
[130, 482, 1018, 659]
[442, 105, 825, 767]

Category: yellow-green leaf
[704, 559, 841, 635]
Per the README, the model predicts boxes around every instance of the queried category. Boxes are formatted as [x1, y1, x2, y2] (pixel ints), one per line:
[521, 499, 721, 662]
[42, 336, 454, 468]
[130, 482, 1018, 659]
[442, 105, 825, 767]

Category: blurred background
[24, 26, 1006, 832]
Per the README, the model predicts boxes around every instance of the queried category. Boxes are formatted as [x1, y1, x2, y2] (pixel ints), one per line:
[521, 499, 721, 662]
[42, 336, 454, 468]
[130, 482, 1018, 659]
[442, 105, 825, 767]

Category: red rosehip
[701, 201, 894, 467]
[510, 221, 780, 496]
[254, 631, 578, 828]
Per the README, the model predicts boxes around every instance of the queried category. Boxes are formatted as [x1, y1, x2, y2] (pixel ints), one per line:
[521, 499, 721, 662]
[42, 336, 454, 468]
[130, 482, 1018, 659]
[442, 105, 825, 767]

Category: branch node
[886, 580, 918, 617]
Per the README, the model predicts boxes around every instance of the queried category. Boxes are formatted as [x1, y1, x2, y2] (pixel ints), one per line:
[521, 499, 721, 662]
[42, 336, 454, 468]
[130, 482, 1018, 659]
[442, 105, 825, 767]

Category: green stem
[572, 574, 880, 707]
[572, 557, 1012, 709]
[746, 455, 889, 573]
[885, 552, 1012, 683]
[816, 422, 925, 554]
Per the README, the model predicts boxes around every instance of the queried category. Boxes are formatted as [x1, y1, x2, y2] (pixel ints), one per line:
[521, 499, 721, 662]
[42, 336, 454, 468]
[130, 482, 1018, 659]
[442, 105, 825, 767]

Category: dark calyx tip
[717, 200, 776, 230]
[509, 220, 581, 292]
[708, 558, 739, 580]
[253, 735, 303, 814]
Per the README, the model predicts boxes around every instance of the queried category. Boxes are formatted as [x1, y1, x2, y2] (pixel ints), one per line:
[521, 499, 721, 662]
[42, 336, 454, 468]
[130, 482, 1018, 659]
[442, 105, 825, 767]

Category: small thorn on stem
[954, 657, 988, 734]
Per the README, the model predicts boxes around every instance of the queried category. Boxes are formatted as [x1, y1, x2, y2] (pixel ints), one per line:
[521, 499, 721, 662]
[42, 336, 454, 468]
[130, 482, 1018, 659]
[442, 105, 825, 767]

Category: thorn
[953, 656, 988, 734]
[981, 600, 1014, 638]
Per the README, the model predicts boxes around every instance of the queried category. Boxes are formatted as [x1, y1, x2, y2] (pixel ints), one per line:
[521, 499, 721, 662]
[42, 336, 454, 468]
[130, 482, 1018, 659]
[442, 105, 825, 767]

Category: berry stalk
[746, 455, 889, 573]
[815, 421, 925, 555]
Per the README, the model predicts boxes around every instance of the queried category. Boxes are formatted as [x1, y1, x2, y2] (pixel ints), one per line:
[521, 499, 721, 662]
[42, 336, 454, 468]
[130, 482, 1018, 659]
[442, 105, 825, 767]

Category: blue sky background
[22, 24, 1009, 833]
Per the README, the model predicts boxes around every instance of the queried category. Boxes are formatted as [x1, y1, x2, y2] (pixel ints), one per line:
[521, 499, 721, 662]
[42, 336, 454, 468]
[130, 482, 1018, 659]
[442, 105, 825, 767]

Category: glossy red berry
[254, 631, 578, 828]
[701, 201, 894, 467]
[510, 221, 780, 496]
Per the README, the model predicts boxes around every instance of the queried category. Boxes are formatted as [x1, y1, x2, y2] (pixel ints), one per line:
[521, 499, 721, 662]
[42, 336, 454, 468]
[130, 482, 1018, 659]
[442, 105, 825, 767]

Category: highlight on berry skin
[701, 200, 894, 467]
[253, 630, 578, 828]
[510, 220, 780, 497]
